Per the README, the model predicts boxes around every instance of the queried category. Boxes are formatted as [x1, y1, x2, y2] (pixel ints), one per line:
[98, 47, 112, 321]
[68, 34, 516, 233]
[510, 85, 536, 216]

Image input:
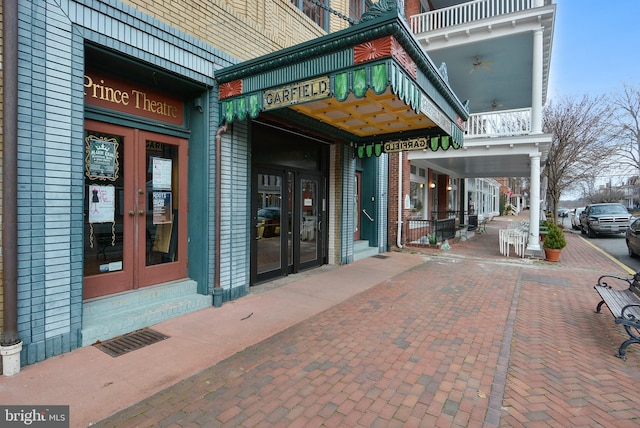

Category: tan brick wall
[121, 0, 351, 62]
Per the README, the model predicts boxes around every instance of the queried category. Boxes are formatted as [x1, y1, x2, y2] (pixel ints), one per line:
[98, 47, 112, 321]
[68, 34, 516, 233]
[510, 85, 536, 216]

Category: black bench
[594, 272, 640, 359]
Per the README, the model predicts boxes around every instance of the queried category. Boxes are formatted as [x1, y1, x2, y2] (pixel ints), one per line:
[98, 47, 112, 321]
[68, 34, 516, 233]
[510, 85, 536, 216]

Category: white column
[527, 153, 541, 253]
[531, 28, 543, 134]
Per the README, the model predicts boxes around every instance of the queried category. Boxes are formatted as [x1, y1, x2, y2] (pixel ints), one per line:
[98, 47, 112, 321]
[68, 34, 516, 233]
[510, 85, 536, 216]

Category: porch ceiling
[290, 88, 437, 138]
[408, 134, 551, 178]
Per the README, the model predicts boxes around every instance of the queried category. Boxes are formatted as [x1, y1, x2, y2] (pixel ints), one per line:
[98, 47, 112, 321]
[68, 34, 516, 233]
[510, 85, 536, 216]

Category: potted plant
[428, 233, 438, 245]
[504, 203, 515, 216]
[543, 223, 567, 262]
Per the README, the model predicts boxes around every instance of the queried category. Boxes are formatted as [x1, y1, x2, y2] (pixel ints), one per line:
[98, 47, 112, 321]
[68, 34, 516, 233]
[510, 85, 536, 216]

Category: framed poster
[85, 136, 119, 181]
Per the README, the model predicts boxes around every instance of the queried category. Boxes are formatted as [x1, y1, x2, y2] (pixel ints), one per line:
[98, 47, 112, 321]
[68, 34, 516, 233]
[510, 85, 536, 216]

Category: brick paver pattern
[96, 227, 640, 427]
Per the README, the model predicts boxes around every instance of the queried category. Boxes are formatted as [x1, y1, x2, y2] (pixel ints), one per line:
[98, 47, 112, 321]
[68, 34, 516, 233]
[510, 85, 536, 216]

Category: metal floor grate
[94, 328, 169, 357]
[372, 254, 389, 259]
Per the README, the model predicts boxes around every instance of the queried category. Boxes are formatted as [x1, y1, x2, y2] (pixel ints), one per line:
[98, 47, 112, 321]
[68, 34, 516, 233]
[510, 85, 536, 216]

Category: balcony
[465, 108, 531, 139]
[410, 0, 543, 34]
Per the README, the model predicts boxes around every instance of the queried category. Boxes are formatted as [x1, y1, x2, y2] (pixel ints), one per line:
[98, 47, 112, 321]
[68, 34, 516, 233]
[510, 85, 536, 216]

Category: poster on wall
[152, 157, 172, 190]
[88, 185, 115, 224]
[153, 191, 173, 224]
[86, 137, 118, 180]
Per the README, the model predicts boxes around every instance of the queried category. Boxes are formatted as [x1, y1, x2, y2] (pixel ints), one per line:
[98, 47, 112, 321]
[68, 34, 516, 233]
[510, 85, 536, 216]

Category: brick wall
[121, 0, 351, 62]
[403, 0, 422, 17]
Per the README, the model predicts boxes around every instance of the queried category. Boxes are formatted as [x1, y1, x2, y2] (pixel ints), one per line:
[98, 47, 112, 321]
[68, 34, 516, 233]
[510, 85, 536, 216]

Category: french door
[253, 169, 324, 283]
[83, 120, 188, 299]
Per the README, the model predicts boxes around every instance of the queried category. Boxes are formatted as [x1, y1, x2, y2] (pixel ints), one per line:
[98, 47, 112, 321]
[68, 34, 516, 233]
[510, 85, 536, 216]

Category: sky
[548, 0, 640, 101]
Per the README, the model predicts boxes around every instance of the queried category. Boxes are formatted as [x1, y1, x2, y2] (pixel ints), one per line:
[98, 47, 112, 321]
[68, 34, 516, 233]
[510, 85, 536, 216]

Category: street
[560, 216, 640, 272]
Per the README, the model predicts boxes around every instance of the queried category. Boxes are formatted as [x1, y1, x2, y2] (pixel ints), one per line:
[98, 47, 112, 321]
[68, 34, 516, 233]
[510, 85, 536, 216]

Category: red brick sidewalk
[93, 219, 640, 427]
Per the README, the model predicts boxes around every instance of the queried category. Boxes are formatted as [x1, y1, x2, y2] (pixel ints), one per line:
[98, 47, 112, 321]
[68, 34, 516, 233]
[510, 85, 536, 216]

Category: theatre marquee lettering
[383, 138, 428, 153]
[263, 77, 330, 110]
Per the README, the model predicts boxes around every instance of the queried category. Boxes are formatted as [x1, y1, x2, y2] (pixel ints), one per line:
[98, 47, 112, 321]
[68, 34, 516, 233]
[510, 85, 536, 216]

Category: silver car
[627, 218, 640, 257]
[580, 203, 633, 238]
[571, 207, 585, 230]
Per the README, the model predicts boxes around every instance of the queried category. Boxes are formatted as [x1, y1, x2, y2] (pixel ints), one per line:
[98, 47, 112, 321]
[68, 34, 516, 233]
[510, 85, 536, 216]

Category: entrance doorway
[252, 169, 324, 283]
[83, 120, 188, 299]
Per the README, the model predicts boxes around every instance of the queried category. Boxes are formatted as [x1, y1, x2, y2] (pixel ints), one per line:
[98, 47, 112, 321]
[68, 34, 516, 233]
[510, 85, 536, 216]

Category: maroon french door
[83, 120, 188, 299]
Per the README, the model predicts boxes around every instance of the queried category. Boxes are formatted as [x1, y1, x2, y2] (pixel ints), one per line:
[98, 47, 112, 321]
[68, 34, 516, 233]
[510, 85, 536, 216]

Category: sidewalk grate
[94, 328, 169, 357]
[372, 255, 389, 259]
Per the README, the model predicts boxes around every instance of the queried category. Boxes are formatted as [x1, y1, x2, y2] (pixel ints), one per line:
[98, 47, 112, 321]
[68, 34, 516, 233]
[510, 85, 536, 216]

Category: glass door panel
[138, 131, 188, 287]
[299, 177, 318, 264]
[256, 173, 284, 275]
[83, 122, 135, 299]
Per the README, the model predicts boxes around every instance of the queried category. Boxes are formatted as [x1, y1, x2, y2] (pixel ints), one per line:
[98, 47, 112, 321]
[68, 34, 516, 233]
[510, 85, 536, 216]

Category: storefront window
[410, 181, 425, 218]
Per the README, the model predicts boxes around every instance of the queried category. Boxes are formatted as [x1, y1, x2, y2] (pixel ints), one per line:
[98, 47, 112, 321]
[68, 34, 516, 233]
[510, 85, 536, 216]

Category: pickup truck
[580, 203, 633, 238]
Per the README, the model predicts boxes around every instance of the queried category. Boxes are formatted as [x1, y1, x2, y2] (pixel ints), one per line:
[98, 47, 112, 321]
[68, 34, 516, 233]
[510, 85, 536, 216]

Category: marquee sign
[263, 77, 331, 110]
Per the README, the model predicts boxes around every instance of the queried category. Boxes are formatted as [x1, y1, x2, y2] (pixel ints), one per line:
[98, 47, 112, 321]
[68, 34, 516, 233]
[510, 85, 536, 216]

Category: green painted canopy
[215, 0, 468, 150]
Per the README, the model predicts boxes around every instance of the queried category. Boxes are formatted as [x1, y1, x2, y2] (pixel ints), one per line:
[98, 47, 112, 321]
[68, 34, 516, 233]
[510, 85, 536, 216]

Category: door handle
[129, 210, 135, 216]
[362, 209, 374, 222]
[138, 210, 145, 216]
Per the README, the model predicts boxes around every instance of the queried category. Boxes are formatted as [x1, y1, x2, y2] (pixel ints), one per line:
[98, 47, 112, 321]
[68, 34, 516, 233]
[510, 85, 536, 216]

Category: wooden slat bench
[594, 272, 640, 359]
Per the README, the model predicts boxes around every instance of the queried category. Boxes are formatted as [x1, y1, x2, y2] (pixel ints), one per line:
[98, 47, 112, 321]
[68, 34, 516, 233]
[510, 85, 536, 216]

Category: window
[410, 181, 426, 218]
[349, 0, 372, 22]
[291, 0, 329, 31]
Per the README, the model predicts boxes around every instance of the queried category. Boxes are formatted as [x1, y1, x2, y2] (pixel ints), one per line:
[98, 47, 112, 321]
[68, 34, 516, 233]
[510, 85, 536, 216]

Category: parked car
[580, 203, 633, 238]
[558, 208, 571, 218]
[257, 206, 281, 238]
[626, 218, 640, 257]
[571, 207, 585, 230]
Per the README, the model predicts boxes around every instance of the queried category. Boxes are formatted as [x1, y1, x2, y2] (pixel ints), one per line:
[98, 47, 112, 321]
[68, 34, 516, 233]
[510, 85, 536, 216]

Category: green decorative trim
[374, 143, 383, 157]
[354, 68, 367, 98]
[237, 97, 246, 121]
[335, 72, 349, 101]
[359, 0, 398, 23]
[249, 94, 260, 118]
[441, 135, 450, 150]
[225, 101, 234, 124]
[366, 144, 373, 157]
[430, 136, 439, 152]
[372, 63, 387, 94]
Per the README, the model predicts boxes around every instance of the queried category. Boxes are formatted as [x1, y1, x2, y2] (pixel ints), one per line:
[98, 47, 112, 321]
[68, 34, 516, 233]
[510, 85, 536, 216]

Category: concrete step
[353, 240, 380, 262]
[81, 280, 211, 346]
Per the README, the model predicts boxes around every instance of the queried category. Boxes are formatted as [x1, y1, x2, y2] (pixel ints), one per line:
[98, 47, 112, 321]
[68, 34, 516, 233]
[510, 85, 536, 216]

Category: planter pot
[544, 248, 562, 262]
[1, 341, 23, 376]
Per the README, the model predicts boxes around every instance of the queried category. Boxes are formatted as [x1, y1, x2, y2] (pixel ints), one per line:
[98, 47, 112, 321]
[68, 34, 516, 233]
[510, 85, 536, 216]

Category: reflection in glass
[257, 174, 282, 274]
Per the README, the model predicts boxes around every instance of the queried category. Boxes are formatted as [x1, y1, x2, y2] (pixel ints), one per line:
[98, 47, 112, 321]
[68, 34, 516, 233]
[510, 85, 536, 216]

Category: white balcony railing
[410, 0, 537, 34]
[465, 108, 531, 138]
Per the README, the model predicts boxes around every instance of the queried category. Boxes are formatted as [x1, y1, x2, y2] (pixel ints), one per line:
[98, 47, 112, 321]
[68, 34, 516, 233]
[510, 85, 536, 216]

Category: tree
[542, 95, 614, 220]
[609, 84, 640, 175]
